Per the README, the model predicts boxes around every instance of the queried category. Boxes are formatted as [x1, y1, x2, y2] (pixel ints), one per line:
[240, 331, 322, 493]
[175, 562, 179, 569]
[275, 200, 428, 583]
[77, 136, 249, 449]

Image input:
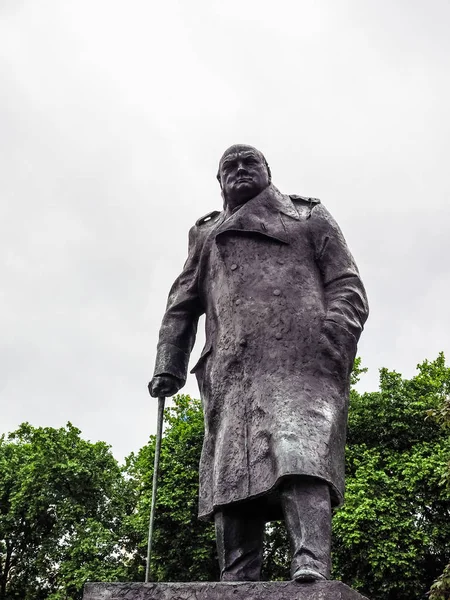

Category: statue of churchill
[149, 144, 369, 582]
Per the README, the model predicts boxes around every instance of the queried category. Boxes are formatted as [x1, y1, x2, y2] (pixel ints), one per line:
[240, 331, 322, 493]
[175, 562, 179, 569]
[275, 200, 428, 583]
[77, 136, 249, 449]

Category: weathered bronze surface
[149, 145, 369, 581]
[84, 581, 369, 599]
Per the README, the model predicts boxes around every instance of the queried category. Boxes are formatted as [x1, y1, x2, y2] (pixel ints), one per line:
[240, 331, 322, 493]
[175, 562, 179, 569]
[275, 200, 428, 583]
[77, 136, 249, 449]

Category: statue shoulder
[289, 194, 321, 206]
[187, 210, 222, 250]
[289, 195, 321, 220]
[195, 210, 222, 227]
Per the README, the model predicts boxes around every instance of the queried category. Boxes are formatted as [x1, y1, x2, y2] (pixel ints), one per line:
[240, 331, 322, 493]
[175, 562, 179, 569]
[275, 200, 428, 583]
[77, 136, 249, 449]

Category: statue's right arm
[149, 225, 204, 397]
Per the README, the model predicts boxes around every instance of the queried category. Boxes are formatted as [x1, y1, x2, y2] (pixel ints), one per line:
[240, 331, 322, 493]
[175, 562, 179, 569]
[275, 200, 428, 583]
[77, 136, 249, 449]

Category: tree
[5, 354, 447, 597]
[0, 423, 128, 600]
[428, 389, 450, 600]
[122, 395, 218, 582]
[332, 353, 450, 599]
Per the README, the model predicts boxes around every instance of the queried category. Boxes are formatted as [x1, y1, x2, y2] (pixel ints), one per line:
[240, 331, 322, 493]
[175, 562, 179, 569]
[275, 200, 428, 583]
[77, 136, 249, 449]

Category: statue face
[219, 145, 270, 208]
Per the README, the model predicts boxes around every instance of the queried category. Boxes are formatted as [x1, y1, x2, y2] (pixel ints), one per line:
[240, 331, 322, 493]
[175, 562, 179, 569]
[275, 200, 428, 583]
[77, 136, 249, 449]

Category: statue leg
[280, 477, 332, 581]
[214, 502, 265, 581]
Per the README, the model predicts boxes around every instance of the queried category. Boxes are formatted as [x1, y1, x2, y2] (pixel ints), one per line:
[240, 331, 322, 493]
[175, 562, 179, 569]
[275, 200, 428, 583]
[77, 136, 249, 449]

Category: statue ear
[216, 170, 227, 207]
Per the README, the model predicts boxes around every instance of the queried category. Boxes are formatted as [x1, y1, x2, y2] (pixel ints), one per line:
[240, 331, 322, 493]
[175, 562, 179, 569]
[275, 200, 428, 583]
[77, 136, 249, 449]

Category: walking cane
[145, 395, 166, 583]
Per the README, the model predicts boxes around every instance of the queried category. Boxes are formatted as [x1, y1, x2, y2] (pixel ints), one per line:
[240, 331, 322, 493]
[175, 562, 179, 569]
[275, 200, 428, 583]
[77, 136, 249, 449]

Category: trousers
[214, 477, 332, 581]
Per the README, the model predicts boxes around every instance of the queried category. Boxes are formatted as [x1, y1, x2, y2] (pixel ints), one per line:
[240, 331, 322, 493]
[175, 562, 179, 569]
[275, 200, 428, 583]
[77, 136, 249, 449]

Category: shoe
[292, 567, 326, 582]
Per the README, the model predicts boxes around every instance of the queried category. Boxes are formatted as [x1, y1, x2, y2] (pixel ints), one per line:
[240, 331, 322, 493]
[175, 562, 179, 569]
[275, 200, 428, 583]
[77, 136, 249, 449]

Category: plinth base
[83, 581, 369, 599]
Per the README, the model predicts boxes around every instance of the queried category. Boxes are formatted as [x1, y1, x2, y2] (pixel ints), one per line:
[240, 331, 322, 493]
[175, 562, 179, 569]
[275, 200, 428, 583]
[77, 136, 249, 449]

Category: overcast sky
[1, 0, 449, 460]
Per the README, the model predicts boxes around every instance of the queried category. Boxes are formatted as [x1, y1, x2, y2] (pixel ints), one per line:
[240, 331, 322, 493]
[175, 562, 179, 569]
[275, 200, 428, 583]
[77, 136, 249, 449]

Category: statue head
[217, 144, 271, 210]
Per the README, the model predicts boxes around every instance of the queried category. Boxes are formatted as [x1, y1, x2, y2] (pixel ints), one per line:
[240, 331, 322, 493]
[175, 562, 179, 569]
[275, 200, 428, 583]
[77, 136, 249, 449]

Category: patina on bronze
[149, 144, 369, 582]
[84, 580, 370, 599]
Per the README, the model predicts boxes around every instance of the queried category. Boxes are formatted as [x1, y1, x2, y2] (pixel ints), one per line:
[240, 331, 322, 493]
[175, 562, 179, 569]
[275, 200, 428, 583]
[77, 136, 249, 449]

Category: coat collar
[214, 184, 299, 244]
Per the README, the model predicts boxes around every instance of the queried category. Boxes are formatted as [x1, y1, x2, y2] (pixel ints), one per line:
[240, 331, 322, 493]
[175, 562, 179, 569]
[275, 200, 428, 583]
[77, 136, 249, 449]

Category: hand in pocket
[318, 320, 357, 379]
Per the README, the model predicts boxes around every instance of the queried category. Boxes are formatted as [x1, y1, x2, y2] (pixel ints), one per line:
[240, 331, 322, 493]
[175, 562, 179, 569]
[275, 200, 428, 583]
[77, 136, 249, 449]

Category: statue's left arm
[309, 203, 369, 342]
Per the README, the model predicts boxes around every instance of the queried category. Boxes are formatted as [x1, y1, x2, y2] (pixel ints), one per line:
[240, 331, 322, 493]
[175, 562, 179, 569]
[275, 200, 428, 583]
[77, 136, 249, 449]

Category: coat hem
[197, 473, 343, 521]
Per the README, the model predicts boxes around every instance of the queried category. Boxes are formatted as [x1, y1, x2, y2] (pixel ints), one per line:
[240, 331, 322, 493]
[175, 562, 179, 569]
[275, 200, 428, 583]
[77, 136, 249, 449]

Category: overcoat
[154, 184, 368, 521]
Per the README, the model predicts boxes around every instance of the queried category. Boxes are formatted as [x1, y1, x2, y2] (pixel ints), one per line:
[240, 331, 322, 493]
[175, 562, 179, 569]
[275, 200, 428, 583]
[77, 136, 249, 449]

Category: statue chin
[229, 182, 263, 207]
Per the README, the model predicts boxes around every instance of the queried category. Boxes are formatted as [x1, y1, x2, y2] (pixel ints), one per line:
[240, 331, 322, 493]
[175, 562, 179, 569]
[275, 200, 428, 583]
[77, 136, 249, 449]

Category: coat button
[275, 332, 283, 340]
[273, 289, 281, 296]
[231, 263, 238, 270]
[235, 299, 242, 306]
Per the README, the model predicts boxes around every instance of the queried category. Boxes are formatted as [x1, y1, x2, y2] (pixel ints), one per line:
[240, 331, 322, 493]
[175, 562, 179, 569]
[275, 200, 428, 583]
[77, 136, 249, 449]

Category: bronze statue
[149, 144, 369, 582]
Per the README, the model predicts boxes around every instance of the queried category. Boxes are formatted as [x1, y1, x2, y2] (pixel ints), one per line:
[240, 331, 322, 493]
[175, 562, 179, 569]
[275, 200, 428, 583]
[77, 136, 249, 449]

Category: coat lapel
[214, 185, 299, 244]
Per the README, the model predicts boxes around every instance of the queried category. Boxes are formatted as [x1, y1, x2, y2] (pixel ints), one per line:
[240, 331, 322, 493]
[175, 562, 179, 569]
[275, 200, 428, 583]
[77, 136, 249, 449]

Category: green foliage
[430, 563, 450, 600]
[262, 522, 289, 581]
[350, 356, 368, 387]
[2, 355, 449, 598]
[332, 354, 450, 600]
[0, 423, 128, 600]
[427, 388, 450, 493]
[427, 384, 450, 600]
[122, 395, 218, 582]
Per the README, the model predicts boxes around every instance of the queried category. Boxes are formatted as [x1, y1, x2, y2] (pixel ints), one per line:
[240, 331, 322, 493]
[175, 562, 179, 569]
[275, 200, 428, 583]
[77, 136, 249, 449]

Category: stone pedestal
[83, 581, 368, 599]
